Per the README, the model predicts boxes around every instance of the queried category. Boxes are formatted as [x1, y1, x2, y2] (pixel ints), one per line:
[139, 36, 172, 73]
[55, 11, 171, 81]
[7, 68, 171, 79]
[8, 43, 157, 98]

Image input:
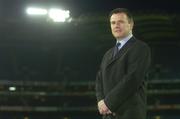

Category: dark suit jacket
[96, 37, 151, 119]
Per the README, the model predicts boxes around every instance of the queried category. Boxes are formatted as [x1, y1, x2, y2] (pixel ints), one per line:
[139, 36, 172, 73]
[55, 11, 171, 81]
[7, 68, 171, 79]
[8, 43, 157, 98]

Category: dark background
[0, 0, 180, 119]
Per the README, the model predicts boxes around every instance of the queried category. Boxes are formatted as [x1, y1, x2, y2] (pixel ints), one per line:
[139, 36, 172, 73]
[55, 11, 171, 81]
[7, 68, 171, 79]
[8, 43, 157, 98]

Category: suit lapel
[106, 37, 136, 68]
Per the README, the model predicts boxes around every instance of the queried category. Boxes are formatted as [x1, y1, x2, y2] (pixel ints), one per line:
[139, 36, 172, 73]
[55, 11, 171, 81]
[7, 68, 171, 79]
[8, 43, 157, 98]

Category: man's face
[110, 13, 133, 39]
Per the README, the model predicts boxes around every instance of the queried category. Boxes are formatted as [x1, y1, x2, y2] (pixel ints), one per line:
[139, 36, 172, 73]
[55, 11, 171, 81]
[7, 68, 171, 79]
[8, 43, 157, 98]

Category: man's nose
[114, 22, 120, 27]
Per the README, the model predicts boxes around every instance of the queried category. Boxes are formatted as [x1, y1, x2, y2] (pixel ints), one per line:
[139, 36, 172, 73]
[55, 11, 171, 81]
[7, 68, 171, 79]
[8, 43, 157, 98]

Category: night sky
[1, 0, 180, 19]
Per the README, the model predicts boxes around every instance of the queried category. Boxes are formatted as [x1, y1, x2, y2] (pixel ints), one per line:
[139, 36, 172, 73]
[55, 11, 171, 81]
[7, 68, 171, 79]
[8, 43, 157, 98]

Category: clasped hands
[98, 99, 113, 115]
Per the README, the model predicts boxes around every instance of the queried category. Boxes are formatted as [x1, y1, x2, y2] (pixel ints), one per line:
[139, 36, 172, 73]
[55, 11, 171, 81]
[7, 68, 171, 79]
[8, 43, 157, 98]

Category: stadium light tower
[26, 7, 71, 23]
[26, 7, 47, 15]
[48, 8, 70, 22]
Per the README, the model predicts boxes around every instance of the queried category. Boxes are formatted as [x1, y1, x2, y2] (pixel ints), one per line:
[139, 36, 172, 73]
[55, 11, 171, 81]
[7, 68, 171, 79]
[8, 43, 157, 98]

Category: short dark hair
[109, 8, 133, 23]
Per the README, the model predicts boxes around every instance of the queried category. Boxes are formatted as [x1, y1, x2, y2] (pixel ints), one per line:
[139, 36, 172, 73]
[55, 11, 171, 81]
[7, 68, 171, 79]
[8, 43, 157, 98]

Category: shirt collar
[116, 33, 133, 49]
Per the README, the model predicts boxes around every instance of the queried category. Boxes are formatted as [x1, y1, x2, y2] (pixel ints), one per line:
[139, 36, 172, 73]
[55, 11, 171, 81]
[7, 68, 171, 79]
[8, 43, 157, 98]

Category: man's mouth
[114, 30, 122, 32]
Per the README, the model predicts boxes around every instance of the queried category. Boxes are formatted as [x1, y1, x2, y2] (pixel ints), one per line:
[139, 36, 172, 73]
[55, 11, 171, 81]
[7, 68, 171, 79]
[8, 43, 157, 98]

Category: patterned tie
[113, 42, 121, 58]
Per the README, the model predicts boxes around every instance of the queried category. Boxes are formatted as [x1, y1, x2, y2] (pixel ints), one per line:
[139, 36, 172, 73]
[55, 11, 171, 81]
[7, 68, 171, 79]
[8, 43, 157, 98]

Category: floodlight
[26, 7, 47, 15]
[9, 86, 16, 91]
[48, 8, 70, 22]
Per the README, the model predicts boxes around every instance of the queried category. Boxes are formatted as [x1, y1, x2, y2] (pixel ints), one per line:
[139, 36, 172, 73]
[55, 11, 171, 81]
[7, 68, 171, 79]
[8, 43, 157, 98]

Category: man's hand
[98, 100, 112, 115]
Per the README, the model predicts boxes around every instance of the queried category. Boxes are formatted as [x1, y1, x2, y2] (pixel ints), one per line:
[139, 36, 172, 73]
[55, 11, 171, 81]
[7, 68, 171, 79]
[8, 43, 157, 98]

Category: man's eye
[111, 22, 115, 24]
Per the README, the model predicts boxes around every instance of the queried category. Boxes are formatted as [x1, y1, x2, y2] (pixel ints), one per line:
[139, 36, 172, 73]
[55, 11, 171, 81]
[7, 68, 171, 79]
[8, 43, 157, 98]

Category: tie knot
[113, 42, 121, 57]
[116, 42, 121, 48]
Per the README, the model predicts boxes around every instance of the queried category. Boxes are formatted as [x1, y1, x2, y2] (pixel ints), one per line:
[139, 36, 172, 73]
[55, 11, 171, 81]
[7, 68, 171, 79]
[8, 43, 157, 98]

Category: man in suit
[95, 8, 151, 119]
